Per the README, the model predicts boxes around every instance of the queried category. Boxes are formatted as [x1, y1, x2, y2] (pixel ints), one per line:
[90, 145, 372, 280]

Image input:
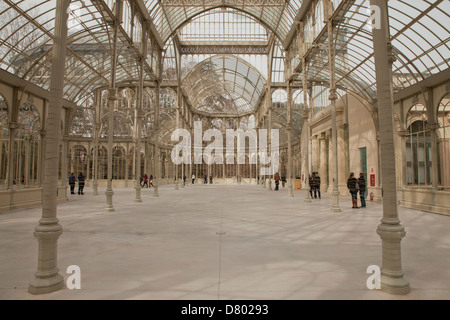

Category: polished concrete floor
[0, 183, 449, 300]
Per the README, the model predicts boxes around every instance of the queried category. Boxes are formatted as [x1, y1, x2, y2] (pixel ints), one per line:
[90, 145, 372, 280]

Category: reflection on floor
[0, 184, 449, 300]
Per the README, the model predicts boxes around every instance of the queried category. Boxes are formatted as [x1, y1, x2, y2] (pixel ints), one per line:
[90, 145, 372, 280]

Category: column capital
[107, 88, 118, 100]
[397, 130, 409, 137]
[328, 88, 338, 101]
[9, 122, 17, 130]
[39, 129, 46, 137]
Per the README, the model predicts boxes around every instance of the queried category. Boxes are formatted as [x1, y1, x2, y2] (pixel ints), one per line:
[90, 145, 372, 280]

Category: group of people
[140, 174, 154, 188]
[308, 172, 321, 199]
[347, 172, 366, 208]
[68, 172, 85, 195]
[190, 174, 214, 184]
[305, 170, 366, 208]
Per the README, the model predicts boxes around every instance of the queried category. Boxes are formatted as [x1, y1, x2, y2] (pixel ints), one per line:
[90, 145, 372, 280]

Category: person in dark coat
[358, 173, 366, 208]
[77, 173, 85, 195]
[347, 172, 359, 208]
[69, 173, 76, 194]
[313, 172, 321, 199]
[308, 174, 314, 198]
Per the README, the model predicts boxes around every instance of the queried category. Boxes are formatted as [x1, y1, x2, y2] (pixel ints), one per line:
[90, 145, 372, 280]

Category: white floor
[0, 183, 449, 300]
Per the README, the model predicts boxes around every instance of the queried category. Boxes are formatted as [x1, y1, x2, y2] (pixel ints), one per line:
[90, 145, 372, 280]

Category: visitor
[358, 173, 366, 208]
[77, 173, 85, 195]
[209, 175, 213, 184]
[347, 172, 359, 209]
[204, 175, 208, 184]
[143, 174, 148, 188]
[69, 173, 76, 194]
[183, 175, 186, 186]
[308, 174, 314, 198]
[149, 175, 154, 188]
[281, 176, 286, 188]
[313, 172, 321, 199]
[274, 172, 280, 190]
[192, 174, 195, 184]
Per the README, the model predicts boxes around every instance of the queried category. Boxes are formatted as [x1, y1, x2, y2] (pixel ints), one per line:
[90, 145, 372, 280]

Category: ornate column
[28, 0, 69, 294]
[92, 123, 100, 195]
[153, 79, 161, 197]
[104, 89, 116, 212]
[287, 81, 294, 197]
[319, 132, 328, 192]
[326, 3, 341, 212]
[370, 0, 410, 295]
[6, 122, 16, 189]
[104, 0, 122, 211]
[174, 104, 179, 190]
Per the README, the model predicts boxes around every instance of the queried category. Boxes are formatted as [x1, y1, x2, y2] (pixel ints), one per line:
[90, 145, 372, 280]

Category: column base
[175, 182, 179, 190]
[330, 189, 341, 212]
[380, 273, 411, 295]
[93, 182, 99, 196]
[104, 190, 115, 212]
[28, 273, 64, 295]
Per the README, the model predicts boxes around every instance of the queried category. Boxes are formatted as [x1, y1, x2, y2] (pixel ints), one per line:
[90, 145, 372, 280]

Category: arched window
[15, 103, 41, 187]
[72, 145, 88, 177]
[97, 146, 108, 180]
[406, 104, 432, 185]
[437, 93, 450, 188]
[272, 89, 287, 109]
[113, 146, 126, 179]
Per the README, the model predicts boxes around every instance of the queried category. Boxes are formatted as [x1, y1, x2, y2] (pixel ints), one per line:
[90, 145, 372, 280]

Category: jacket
[313, 175, 321, 187]
[358, 176, 366, 192]
[347, 177, 358, 193]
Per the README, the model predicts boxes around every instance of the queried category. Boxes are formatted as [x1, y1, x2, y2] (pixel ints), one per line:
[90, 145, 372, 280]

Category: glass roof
[302, 0, 449, 101]
[145, 0, 303, 45]
[0, 0, 448, 126]
[182, 54, 266, 116]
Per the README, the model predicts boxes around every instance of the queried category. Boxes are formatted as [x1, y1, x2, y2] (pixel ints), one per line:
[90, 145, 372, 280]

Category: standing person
[313, 172, 321, 199]
[69, 173, 76, 194]
[209, 175, 213, 184]
[308, 174, 314, 198]
[183, 175, 186, 186]
[358, 173, 366, 208]
[192, 173, 195, 184]
[281, 176, 286, 188]
[139, 174, 143, 187]
[347, 172, 359, 208]
[204, 175, 208, 184]
[274, 172, 280, 190]
[77, 173, 85, 195]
